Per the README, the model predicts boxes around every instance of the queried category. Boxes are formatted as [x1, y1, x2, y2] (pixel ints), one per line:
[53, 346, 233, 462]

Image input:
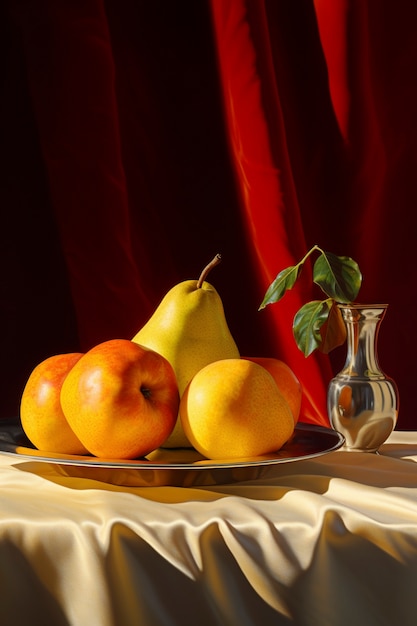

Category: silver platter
[0, 419, 344, 487]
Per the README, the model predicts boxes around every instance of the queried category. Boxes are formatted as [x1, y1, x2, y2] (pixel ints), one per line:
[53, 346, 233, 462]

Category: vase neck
[339, 304, 388, 379]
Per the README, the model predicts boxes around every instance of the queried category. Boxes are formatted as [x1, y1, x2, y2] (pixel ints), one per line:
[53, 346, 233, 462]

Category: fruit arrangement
[20, 256, 302, 460]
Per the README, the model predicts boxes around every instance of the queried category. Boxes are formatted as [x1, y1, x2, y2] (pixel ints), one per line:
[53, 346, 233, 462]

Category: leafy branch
[259, 245, 362, 357]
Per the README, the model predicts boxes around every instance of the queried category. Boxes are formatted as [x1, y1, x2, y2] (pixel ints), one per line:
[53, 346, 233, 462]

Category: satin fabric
[1, 431, 417, 626]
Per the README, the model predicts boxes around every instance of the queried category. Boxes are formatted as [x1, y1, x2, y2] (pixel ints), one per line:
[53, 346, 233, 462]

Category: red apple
[20, 352, 89, 454]
[242, 357, 302, 423]
[60, 339, 179, 458]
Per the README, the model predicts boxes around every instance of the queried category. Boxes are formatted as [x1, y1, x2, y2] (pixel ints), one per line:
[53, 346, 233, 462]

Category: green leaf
[318, 301, 347, 353]
[313, 252, 362, 302]
[259, 265, 301, 310]
[293, 300, 332, 357]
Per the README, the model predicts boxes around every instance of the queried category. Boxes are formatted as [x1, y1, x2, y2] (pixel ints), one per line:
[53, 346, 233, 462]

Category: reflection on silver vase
[327, 304, 399, 452]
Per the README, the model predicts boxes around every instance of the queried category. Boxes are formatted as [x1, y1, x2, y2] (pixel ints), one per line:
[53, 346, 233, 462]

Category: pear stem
[197, 254, 222, 288]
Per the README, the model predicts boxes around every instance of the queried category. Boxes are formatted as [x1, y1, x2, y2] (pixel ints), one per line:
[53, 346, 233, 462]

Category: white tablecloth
[1, 429, 417, 625]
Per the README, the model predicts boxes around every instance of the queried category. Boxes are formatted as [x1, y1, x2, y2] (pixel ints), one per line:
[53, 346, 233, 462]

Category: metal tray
[0, 419, 344, 487]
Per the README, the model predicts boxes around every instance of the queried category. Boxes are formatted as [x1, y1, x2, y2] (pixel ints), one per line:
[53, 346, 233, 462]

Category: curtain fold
[2, 0, 416, 429]
[6, 0, 154, 347]
[208, 0, 331, 423]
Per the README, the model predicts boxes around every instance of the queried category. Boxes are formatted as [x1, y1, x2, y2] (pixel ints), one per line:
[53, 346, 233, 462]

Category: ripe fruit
[180, 358, 294, 460]
[242, 357, 302, 423]
[20, 353, 89, 454]
[132, 254, 240, 448]
[60, 339, 179, 459]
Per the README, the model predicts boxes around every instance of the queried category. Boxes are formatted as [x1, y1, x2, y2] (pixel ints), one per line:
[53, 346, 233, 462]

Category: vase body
[327, 304, 399, 452]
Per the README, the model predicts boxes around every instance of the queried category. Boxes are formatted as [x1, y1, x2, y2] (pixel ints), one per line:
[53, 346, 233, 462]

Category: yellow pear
[180, 359, 294, 460]
[132, 255, 240, 447]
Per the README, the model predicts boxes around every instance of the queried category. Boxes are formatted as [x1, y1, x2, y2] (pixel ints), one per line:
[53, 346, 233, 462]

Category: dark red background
[2, 1, 416, 428]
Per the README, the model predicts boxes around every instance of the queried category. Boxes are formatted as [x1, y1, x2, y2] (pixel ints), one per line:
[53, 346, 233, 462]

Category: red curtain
[2, 0, 416, 429]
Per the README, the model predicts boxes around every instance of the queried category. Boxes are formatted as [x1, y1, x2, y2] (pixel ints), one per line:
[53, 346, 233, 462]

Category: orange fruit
[20, 353, 89, 454]
[242, 357, 302, 423]
[60, 339, 179, 459]
[180, 358, 294, 459]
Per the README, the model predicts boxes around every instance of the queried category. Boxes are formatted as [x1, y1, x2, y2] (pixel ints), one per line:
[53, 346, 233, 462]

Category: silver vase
[327, 304, 399, 452]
